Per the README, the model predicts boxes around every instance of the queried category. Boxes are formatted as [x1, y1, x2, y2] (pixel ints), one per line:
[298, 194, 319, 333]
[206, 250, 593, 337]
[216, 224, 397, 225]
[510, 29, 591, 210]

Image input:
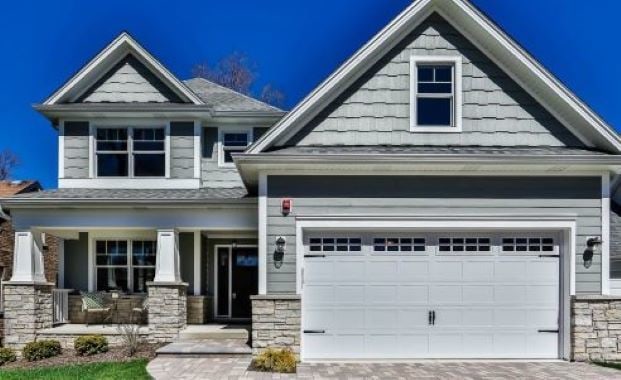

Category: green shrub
[0, 347, 16, 366]
[74, 335, 108, 356]
[22, 339, 62, 361]
[254, 347, 297, 373]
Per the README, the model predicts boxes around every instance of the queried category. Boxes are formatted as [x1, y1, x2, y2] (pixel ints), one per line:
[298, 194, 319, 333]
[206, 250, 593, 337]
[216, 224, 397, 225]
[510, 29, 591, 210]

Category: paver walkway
[147, 356, 621, 379]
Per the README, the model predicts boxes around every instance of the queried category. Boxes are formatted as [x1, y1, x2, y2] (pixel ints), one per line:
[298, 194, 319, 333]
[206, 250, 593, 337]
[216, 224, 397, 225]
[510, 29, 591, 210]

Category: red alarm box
[281, 198, 292, 215]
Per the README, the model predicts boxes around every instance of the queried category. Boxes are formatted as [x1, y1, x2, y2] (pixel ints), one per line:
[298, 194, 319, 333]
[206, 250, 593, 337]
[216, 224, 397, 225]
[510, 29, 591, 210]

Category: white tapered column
[153, 229, 181, 283]
[10, 230, 46, 283]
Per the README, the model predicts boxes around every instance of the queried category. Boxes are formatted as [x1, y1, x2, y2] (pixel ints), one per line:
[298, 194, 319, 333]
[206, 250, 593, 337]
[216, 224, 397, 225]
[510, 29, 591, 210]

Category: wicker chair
[131, 297, 149, 324]
[81, 292, 111, 326]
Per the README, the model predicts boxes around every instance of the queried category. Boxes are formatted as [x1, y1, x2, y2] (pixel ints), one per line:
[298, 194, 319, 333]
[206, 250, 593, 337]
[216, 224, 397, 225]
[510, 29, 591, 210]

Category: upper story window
[95, 127, 166, 177]
[219, 130, 251, 167]
[410, 56, 462, 133]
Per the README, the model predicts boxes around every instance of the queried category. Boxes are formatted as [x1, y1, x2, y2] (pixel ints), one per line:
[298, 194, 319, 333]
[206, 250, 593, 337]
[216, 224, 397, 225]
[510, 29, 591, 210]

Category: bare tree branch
[260, 84, 285, 108]
[0, 149, 19, 181]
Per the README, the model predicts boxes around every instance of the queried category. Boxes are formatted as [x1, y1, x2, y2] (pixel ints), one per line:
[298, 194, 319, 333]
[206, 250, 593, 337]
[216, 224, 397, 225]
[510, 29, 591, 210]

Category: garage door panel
[302, 230, 560, 360]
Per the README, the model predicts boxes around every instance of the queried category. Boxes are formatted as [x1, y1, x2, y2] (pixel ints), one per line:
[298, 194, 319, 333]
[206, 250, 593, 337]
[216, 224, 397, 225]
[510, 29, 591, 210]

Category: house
[1, 0, 621, 362]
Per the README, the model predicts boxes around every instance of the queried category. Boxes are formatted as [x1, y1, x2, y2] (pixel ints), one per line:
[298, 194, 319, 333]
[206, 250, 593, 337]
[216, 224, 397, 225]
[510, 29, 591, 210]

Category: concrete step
[156, 339, 252, 357]
[177, 324, 249, 341]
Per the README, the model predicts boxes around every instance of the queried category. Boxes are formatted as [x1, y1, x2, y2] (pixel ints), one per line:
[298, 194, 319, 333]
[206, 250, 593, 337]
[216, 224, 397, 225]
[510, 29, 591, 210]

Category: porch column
[4, 230, 54, 351]
[148, 229, 187, 342]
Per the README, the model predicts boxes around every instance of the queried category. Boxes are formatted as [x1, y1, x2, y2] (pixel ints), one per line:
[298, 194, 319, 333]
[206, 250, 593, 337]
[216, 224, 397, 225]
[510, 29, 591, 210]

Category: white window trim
[218, 128, 253, 168]
[410, 55, 462, 133]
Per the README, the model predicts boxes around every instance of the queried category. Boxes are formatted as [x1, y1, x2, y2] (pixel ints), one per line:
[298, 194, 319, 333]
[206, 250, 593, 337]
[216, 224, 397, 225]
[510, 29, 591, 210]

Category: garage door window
[438, 237, 491, 253]
[309, 237, 361, 252]
[502, 237, 554, 253]
[373, 237, 426, 252]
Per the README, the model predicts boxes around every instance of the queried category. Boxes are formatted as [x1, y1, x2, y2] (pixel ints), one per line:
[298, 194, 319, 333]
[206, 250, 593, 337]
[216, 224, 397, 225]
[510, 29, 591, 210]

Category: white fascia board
[44, 33, 203, 106]
[249, 0, 621, 154]
[58, 178, 200, 189]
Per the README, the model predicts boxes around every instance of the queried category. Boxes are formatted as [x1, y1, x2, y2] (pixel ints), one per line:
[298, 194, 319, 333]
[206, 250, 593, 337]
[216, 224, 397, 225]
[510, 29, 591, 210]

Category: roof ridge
[185, 77, 283, 112]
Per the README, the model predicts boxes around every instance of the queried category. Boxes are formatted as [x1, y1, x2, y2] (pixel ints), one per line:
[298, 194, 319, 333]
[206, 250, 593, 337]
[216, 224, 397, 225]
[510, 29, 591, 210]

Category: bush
[22, 339, 62, 361]
[0, 347, 16, 366]
[254, 347, 297, 373]
[75, 335, 108, 356]
[117, 324, 142, 356]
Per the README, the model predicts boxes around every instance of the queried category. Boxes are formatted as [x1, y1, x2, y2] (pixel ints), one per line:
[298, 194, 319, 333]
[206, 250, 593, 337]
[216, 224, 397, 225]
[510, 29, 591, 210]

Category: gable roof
[43, 32, 203, 105]
[248, 0, 621, 154]
[184, 78, 283, 113]
[0, 180, 41, 197]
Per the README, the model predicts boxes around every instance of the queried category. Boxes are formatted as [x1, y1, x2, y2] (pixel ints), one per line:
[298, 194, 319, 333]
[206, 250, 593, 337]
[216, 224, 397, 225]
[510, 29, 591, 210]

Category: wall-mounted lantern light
[583, 236, 603, 269]
[274, 236, 286, 268]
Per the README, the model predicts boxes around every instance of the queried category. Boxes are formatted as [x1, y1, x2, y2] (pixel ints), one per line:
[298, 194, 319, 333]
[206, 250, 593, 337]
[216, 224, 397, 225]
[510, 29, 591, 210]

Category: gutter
[1, 197, 258, 208]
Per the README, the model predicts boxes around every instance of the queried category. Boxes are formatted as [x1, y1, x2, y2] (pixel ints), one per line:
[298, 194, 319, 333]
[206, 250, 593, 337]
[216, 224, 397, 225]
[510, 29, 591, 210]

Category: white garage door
[302, 232, 560, 360]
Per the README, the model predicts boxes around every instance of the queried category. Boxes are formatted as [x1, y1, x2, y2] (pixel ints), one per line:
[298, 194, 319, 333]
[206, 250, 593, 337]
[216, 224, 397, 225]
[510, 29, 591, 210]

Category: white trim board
[248, 0, 621, 153]
[258, 173, 268, 295]
[294, 216, 577, 296]
[602, 173, 611, 295]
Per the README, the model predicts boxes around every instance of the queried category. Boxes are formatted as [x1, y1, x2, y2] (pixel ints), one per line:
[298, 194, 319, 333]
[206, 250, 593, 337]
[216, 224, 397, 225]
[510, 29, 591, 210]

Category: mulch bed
[0, 344, 160, 370]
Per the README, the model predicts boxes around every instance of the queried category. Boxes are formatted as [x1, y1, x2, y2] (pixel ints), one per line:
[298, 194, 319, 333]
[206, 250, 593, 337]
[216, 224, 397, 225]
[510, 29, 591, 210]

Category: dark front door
[231, 247, 258, 318]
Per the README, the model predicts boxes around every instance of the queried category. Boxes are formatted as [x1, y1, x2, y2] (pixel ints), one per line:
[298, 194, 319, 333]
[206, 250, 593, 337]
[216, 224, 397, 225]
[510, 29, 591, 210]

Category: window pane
[418, 82, 452, 94]
[97, 154, 128, 176]
[133, 268, 155, 293]
[134, 141, 164, 151]
[96, 267, 128, 292]
[134, 154, 165, 177]
[223, 133, 249, 147]
[417, 66, 434, 81]
[97, 141, 127, 151]
[417, 97, 452, 126]
[133, 241, 157, 266]
[434, 66, 452, 82]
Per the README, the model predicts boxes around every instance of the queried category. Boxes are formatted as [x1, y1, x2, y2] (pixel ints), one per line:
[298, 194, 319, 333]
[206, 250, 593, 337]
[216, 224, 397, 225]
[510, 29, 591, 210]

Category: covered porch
[2, 200, 259, 348]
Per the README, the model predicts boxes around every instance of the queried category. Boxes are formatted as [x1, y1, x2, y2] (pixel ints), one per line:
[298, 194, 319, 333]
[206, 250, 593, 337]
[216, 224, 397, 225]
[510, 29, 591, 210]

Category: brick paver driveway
[147, 356, 621, 379]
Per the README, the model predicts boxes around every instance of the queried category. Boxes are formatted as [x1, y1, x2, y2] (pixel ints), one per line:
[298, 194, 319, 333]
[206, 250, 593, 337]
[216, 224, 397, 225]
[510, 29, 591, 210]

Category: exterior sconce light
[583, 236, 602, 269]
[274, 236, 286, 268]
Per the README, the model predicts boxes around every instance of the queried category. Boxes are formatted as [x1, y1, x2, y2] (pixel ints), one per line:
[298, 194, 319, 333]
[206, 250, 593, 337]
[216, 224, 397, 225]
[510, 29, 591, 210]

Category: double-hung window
[95, 127, 166, 177]
[219, 131, 250, 166]
[95, 239, 156, 293]
[410, 56, 462, 132]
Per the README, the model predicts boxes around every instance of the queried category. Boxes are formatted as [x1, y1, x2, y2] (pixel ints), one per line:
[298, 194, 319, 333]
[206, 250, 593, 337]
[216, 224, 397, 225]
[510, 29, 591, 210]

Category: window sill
[59, 178, 200, 189]
[409, 125, 462, 133]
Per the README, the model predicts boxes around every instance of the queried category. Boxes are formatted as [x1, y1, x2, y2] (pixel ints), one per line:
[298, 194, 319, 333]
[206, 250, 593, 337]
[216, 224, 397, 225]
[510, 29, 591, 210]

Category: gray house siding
[201, 126, 269, 188]
[170, 122, 195, 179]
[266, 176, 601, 294]
[63, 232, 89, 291]
[285, 13, 583, 147]
[76, 55, 183, 103]
[610, 201, 621, 279]
[62, 121, 90, 179]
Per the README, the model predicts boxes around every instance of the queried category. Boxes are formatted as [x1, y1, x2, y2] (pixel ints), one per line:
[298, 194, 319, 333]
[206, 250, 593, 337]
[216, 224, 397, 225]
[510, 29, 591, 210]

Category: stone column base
[147, 281, 188, 343]
[251, 294, 301, 357]
[3, 282, 54, 351]
[572, 295, 621, 361]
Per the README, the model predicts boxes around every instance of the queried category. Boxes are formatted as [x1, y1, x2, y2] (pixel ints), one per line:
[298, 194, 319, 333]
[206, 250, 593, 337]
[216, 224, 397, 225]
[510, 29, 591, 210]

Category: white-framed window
[308, 237, 362, 253]
[373, 237, 426, 252]
[410, 56, 462, 132]
[438, 237, 491, 253]
[95, 127, 166, 177]
[95, 239, 156, 293]
[218, 129, 251, 167]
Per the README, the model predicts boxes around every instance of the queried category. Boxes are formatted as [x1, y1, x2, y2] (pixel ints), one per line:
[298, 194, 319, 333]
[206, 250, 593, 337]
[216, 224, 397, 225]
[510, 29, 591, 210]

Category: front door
[215, 245, 258, 319]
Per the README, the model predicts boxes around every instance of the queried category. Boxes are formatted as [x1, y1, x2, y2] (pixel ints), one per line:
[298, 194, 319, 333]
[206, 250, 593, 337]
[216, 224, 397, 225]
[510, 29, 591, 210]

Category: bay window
[95, 239, 156, 293]
[95, 127, 166, 177]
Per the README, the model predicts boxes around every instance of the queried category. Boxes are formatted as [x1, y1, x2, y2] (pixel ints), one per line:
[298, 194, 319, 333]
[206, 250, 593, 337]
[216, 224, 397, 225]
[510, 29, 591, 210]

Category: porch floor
[39, 324, 149, 336]
[178, 324, 250, 341]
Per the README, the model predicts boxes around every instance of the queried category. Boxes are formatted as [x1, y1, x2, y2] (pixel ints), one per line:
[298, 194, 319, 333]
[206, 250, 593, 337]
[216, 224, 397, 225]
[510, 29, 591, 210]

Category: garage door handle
[304, 254, 326, 258]
[304, 330, 325, 334]
[539, 254, 559, 258]
[538, 329, 559, 333]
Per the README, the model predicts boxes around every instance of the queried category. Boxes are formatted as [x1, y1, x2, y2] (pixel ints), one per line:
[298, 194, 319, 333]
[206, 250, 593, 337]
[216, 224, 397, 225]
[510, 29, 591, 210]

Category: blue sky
[0, 0, 619, 188]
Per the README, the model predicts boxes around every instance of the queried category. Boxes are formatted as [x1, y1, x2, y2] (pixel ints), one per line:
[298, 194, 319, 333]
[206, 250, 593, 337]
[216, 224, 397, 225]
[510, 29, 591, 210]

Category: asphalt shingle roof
[184, 78, 283, 113]
[3, 187, 249, 201]
[265, 146, 612, 156]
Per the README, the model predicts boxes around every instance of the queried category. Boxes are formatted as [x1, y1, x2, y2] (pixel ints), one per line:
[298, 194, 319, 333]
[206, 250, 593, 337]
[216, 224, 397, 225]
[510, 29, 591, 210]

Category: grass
[0, 359, 150, 380]
[593, 361, 621, 370]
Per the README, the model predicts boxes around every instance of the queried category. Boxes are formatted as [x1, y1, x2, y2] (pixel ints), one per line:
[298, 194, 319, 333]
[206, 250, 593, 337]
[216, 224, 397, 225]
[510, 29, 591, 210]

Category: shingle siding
[170, 122, 195, 179]
[62, 121, 90, 179]
[266, 176, 601, 294]
[285, 13, 583, 147]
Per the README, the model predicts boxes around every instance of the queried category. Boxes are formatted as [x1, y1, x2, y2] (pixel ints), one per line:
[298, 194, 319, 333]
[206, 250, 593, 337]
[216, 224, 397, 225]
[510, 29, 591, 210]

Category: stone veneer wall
[572, 295, 621, 361]
[251, 295, 301, 356]
[147, 282, 187, 342]
[187, 295, 211, 324]
[3, 284, 53, 351]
